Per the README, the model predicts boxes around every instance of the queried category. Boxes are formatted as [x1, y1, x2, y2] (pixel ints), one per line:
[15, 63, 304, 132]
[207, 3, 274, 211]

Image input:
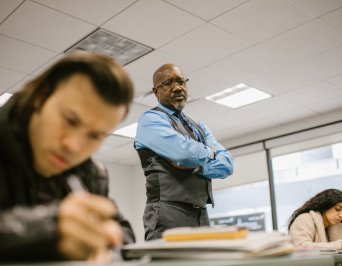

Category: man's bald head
[152, 64, 188, 111]
[153, 64, 183, 87]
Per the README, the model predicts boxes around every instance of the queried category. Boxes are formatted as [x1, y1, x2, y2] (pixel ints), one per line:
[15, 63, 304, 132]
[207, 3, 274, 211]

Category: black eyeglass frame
[154, 78, 189, 90]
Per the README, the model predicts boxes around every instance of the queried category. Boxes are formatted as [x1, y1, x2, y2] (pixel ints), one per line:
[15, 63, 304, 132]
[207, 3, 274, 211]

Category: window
[208, 181, 273, 232]
[271, 142, 342, 232]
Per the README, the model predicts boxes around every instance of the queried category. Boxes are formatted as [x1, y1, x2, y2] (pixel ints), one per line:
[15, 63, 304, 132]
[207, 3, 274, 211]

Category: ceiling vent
[65, 29, 153, 65]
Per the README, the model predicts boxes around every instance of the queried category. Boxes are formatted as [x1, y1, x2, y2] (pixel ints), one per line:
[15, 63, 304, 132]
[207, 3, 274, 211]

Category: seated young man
[0, 52, 135, 262]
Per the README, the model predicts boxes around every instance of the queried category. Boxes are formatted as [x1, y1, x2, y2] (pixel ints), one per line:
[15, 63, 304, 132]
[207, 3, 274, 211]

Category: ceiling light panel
[113, 122, 138, 138]
[66, 29, 153, 65]
[0, 93, 13, 107]
[205, 84, 272, 109]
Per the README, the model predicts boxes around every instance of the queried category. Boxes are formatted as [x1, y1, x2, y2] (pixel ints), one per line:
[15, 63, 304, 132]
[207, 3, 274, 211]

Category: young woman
[288, 189, 342, 248]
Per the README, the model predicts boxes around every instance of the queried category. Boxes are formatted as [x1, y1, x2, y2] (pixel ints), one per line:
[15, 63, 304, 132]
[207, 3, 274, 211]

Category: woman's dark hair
[287, 189, 342, 231]
[11, 51, 134, 127]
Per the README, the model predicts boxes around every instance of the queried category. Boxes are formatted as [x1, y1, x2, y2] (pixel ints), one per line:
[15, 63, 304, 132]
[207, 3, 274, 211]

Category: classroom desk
[1, 255, 336, 266]
[331, 254, 342, 264]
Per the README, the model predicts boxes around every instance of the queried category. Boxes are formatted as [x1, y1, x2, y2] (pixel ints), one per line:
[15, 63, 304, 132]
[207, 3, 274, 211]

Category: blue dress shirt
[135, 104, 234, 179]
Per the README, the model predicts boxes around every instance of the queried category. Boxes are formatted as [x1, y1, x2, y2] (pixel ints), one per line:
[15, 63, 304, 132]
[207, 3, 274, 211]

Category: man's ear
[152, 87, 158, 99]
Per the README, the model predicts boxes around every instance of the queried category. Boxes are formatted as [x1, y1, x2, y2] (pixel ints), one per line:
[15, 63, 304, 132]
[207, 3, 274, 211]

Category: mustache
[172, 93, 186, 99]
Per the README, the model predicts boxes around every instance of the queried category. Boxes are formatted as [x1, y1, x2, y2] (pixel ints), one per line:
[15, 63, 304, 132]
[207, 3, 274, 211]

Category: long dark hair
[11, 52, 134, 127]
[287, 189, 342, 231]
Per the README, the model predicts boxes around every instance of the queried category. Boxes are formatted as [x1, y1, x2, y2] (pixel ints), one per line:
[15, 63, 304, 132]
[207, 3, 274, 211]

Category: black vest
[135, 107, 214, 208]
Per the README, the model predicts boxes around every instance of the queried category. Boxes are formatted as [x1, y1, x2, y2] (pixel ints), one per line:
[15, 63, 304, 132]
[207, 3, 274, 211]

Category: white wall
[131, 165, 147, 243]
[102, 161, 146, 243]
[221, 108, 342, 149]
[212, 150, 269, 190]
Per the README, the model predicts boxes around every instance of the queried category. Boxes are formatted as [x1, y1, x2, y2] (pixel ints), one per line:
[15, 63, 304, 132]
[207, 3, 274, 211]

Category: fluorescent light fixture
[205, 84, 272, 108]
[66, 29, 153, 65]
[0, 93, 13, 107]
[113, 122, 138, 138]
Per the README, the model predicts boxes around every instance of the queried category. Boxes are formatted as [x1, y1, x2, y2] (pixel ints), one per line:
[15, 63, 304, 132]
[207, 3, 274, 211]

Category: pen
[66, 174, 88, 193]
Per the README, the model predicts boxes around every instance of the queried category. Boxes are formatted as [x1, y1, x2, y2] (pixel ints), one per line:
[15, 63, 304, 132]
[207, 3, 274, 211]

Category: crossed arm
[135, 111, 234, 179]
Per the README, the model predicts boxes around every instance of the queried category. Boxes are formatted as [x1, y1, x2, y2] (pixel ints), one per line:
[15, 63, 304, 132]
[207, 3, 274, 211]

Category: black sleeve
[113, 211, 136, 244]
[0, 202, 65, 262]
[84, 160, 136, 245]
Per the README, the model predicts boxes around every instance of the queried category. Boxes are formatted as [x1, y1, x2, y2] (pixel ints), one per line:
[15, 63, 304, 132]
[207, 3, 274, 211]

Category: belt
[169, 201, 207, 210]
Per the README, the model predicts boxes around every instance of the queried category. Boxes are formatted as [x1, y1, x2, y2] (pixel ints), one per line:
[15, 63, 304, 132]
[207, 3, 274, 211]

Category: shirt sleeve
[135, 111, 234, 179]
[197, 122, 234, 179]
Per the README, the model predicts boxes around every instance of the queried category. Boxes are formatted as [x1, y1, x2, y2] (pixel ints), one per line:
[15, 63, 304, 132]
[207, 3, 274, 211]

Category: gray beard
[174, 102, 186, 111]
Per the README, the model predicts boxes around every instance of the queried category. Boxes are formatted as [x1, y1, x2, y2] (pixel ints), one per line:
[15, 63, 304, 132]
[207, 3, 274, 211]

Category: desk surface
[2, 255, 337, 266]
[332, 254, 342, 263]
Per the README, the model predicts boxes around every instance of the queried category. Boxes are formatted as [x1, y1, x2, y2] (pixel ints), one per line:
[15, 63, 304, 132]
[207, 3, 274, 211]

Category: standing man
[135, 64, 234, 241]
[0, 52, 135, 262]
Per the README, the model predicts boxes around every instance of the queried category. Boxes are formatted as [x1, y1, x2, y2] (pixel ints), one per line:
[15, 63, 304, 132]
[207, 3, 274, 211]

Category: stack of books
[123, 226, 294, 260]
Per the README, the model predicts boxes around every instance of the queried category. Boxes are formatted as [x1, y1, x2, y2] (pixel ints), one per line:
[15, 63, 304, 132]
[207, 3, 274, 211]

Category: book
[162, 225, 249, 242]
[123, 231, 294, 260]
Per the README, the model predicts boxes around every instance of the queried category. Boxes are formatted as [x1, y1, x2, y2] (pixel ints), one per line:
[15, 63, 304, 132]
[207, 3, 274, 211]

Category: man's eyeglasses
[155, 78, 189, 90]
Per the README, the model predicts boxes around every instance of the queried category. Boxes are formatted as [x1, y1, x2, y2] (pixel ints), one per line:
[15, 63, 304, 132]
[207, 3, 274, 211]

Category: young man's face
[28, 74, 127, 177]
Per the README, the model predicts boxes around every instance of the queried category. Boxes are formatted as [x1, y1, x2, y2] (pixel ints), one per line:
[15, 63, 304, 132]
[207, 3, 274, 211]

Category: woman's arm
[290, 214, 342, 249]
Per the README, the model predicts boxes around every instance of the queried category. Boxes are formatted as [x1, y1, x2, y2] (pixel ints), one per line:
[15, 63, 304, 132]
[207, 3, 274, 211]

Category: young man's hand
[57, 192, 123, 261]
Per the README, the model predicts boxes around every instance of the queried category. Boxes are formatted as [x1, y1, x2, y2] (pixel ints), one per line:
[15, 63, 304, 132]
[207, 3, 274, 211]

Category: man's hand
[166, 159, 202, 173]
[57, 192, 123, 261]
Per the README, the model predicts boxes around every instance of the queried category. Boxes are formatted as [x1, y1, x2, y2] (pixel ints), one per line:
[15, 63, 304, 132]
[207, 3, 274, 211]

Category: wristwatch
[208, 146, 216, 160]
[191, 166, 202, 175]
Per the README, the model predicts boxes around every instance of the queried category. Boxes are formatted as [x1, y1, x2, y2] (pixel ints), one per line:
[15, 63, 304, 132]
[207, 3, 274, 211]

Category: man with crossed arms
[135, 64, 234, 240]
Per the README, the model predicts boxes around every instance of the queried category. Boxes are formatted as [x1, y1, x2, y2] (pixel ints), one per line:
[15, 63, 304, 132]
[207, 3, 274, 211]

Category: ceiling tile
[131, 76, 153, 97]
[211, 128, 244, 142]
[0, 35, 57, 74]
[186, 67, 234, 99]
[0, 68, 26, 94]
[259, 19, 342, 63]
[321, 8, 342, 35]
[134, 92, 158, 108]
[32, 0, 137, 26]
[238, 97, 302, 119]
[0, 0, 23, 23]
[247, 63, 324, 95]
[116, 103, 150, 129]
[188, 46, 289, 97]
[0, 1, 96, 52]
[164, 0, 248, 21]
[277, 81, 342, 107]
[102, 0, 205, 48]
[6, 75, 34, 94]
[184, 99, 233, 121]
[124, 50, 201, 82]
[211, 0, 314, 44]
[266, 107, 317, 125]
[234, 119, 280, 134]
[30, 54, 66, 77]
[328, 75, 342, 89]
[101, 135, 134, 148]
[305, 95, 342, 114]
[160, 23, 250, 66]
[208, 45, 289, 82]
[292, 0, 342, 17]
[295, 45, 342, 80]
[201, 108, 260, 131]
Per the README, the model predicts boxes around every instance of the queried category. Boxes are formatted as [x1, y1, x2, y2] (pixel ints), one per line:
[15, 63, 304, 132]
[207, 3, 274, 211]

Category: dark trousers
[143, 201, 210, 241]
